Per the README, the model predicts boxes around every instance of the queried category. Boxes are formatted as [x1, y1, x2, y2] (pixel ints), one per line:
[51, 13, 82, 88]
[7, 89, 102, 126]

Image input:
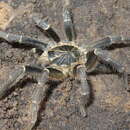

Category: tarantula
[0, 2, 130, 130]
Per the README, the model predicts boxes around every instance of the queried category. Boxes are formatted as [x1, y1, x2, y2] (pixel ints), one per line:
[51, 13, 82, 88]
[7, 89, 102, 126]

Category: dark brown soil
[0, 0, 130, 130]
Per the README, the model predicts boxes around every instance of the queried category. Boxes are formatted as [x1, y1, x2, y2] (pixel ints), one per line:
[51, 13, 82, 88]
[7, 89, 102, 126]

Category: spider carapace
[40, 41, 87, 79]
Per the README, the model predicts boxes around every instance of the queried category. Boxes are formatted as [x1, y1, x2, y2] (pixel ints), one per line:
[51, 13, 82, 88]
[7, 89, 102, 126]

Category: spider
[0, 2, 130, 130]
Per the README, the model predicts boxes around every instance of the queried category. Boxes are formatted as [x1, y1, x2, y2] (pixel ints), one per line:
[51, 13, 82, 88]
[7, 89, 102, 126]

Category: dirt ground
[0, 0, 130, 130]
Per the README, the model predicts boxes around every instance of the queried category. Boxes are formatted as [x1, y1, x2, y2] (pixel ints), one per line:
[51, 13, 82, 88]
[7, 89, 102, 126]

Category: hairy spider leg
[27, 69, 49, 130]
[92, 36, 130, 49]
[0, 65, 45, 100]
[0, 66, 26, 99]
[76, 65, 90, 117]
[0, 31, 47, 51]
[94, 48, 130, 90]
[63, 7, 76, 41]
[33, 16, 60, 43]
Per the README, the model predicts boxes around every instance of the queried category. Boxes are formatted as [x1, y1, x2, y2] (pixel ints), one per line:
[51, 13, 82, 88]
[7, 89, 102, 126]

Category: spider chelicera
[0, 2, 130, 130]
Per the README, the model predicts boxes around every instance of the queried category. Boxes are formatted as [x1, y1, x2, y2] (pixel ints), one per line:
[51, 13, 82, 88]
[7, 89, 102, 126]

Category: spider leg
[0, 66, 26, 99]
[94, 48, 130, 90]
[63, 7, 76, 41]
[76, 65, 90, 117]
[93, 36, 130, 49]
[0, 64, 49, 129]
[33, 16, 60, 43]
[0, 31, 47, 51]
[27, 69, 49, 130]
[0, 65, 45, 100]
